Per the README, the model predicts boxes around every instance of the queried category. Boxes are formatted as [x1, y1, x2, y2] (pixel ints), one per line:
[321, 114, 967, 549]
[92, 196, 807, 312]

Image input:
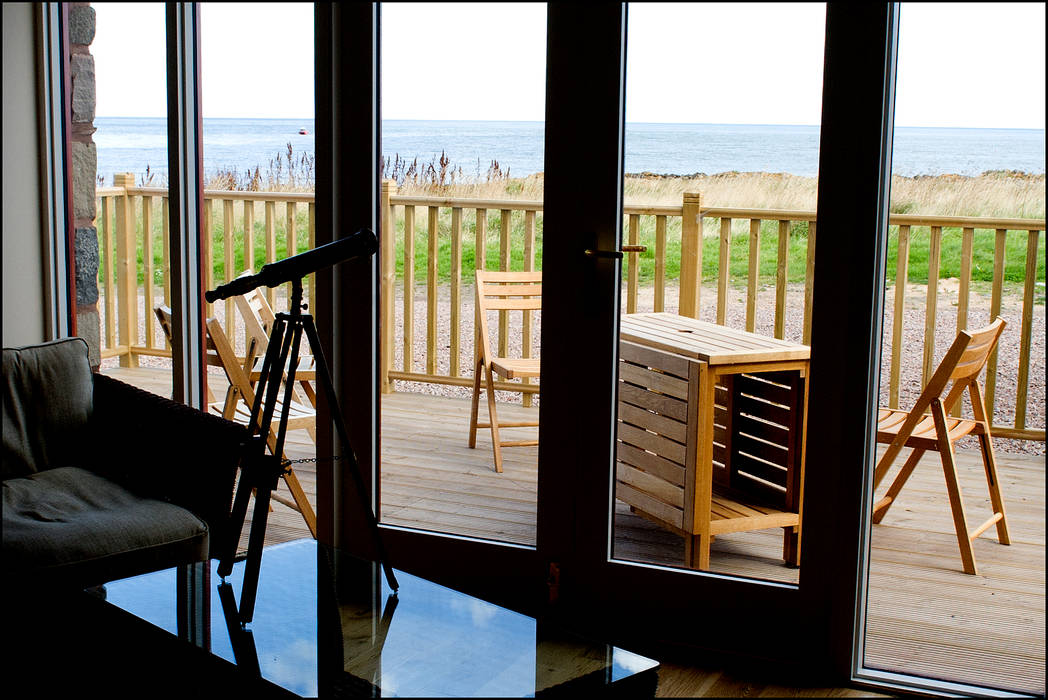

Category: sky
[92, 2, 1046, 130]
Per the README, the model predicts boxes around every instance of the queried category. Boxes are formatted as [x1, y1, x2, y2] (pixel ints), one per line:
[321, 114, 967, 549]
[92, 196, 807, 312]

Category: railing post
[113, 173, 138, 367]
[380, 179, 396, 393]
[679, 191, 702, 318]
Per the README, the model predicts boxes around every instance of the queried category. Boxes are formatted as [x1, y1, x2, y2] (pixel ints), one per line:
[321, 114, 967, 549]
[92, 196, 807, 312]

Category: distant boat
[298, 128, 309, 135]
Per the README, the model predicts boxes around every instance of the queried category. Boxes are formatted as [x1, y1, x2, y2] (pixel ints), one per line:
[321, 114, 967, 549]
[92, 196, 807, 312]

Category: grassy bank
[397, 168, 1045, 220]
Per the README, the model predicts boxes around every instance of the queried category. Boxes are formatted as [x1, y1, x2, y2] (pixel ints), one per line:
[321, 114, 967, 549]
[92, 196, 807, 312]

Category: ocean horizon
[93, 116, 1046, 185]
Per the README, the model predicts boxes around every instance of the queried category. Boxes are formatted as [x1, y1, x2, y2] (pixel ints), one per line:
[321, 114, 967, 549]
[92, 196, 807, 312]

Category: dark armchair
[2, 337, 245, 589]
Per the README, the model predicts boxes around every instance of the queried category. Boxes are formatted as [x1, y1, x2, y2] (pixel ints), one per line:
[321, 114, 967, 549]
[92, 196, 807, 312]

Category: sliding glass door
[324, 6, 1046, 695]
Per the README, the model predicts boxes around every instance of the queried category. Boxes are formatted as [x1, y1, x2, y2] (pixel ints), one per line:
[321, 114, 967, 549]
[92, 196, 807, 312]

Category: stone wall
[69, 3, 100, 370]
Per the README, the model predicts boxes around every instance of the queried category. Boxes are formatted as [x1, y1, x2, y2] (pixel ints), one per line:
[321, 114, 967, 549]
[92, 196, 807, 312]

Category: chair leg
[468, 359, 483, 449]
[484, 364, 504, 473]
[932, 403, 978, 575]
[970, 382, 1010, 545]
[977, 430, 1010, 545]
[872, 447, 925, 524]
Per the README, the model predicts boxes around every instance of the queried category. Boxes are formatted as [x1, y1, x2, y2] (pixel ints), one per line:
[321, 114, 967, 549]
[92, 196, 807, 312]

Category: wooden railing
[95, 175, 1045, 441]
[96, 173, 317, 369]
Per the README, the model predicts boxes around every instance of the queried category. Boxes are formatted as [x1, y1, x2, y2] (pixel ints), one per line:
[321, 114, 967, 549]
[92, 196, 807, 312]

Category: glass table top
[99, 539, 659, 697]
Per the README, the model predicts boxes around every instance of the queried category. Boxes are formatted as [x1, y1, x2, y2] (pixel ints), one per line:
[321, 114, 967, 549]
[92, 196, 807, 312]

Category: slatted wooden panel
[722, 371, 805, 512]
[615, 340, 699, 534]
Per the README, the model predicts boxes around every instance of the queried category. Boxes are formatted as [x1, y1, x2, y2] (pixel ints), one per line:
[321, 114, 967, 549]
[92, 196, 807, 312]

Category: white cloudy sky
[92, 2, 1045, 129]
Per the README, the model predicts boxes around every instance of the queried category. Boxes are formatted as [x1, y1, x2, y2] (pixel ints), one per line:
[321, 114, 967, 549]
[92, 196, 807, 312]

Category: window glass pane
[198, 2, 318, 553]
[611, 2, 825, 584]
[865, 3, 1045, 693]
[378, 3, 546, 546]
[93, 2, 171, 395]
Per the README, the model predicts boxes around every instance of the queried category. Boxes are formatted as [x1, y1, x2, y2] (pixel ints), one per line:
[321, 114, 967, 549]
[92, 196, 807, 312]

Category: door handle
[584, 245, 647, 259]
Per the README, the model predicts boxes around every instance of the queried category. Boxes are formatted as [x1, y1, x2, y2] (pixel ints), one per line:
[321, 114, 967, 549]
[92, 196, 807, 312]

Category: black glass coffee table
[97, 538, 659, 697]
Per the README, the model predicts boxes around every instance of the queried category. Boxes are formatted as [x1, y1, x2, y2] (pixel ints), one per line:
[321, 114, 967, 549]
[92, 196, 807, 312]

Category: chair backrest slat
[910, 317, 1006, 417]
[481, 297, 543, 311]
[481, 282, 543, 296]
[479, 270, 543, 282]
[475, 270, 543, 361]
[155, 303, 223, 369]
[949, 319, 1006, 382]
[234, 270, 277, 352]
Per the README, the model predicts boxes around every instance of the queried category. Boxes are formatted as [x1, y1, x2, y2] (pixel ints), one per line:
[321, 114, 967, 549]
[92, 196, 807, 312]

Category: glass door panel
[862, 3, 1045, 693]
[92, 2, 172, 396]
[197, 2, 319, 553]
[377, 3, 546, 547]
[611, 2, 826, 583]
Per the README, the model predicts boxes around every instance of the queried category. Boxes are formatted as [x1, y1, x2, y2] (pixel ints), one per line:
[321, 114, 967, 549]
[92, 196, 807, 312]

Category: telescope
[212, 225, 397, 624]
[205, 228, 378, 303]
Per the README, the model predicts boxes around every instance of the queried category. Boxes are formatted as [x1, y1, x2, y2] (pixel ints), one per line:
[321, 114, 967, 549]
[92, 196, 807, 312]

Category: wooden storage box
[615, 339, 807, 569]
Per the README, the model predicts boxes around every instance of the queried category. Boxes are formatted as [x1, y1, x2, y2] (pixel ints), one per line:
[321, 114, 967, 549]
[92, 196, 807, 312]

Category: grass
[99, 202, 316, 288]
[103, 201, 1044, 293]
[388, 210, 1043, 291]
[395, 168, 1045, 220]
[97, 152, 1046, 293]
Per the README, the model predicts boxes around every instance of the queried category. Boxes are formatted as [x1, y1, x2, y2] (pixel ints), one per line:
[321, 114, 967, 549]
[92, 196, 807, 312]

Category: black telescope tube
[205, 228, 377, 303]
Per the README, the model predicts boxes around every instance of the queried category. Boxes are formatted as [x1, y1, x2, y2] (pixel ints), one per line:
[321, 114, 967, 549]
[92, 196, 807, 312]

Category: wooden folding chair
[468, 270, 541, 473]
[233, 270, 317, 408]
[204, 316, 318, 537]
[155, 305, 318, 536]
[154, 304, 228, 408]
[872, 317, 1009, 575]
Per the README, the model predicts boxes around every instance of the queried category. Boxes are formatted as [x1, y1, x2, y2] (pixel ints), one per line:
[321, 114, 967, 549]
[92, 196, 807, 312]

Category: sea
[93, 117, 1045, 185]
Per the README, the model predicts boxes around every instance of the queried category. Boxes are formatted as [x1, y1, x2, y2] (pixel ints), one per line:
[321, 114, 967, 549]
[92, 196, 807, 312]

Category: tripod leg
[267, 319, 319, 536]
[301, 315, 399, 593]
[218, 318, 292, 578]
[238, 456, 281, 623]
[237, 320, 302, 622]
[218, 437, 262, 578]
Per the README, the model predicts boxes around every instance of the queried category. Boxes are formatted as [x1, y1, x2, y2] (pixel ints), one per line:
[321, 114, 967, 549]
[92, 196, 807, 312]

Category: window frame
[39, 2, 76, 340]
[165, 2, 208, 409]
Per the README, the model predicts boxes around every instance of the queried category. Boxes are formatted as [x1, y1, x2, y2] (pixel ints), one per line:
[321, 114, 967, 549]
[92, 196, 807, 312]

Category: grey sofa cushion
[2, 337, 94, 480]
[3, 466, 209, 586]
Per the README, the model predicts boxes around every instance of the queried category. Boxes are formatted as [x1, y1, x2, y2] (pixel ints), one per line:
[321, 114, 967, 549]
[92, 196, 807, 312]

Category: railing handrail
[889, 213, 1046, 229]
[390, 194, 543, 210]
[701, 206, 816, 222]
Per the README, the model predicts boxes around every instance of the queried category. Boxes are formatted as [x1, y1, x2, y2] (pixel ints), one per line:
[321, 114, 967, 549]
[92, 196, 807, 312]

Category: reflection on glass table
[100, 539, 659, 697]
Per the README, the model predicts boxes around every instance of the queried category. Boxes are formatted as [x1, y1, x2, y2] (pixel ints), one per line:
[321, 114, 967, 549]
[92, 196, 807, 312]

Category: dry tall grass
[398, 168, 1045, 219]
[186, 145, 1044, 220]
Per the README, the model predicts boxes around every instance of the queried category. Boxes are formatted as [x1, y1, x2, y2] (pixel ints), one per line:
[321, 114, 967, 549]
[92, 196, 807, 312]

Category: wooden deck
[105, 366, 1045, 695]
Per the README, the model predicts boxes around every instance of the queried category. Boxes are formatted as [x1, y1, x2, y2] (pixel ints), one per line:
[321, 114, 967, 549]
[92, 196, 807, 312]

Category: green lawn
[99, 205, 1045, 296]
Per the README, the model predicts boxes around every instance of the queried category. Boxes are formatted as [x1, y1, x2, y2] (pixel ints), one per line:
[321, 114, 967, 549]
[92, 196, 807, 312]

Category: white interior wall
[2, 3, 47, 347]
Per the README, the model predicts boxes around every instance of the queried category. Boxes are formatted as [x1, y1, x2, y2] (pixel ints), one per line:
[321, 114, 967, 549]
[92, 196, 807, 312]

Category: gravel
[103, 280, 1045, 455]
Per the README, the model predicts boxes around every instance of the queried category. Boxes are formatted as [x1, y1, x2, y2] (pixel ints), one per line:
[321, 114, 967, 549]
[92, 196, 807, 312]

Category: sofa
[2, 337, 245, 589]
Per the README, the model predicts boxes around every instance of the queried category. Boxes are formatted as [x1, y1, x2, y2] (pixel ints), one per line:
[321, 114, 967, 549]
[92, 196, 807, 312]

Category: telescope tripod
[217, 278, 398, 624]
